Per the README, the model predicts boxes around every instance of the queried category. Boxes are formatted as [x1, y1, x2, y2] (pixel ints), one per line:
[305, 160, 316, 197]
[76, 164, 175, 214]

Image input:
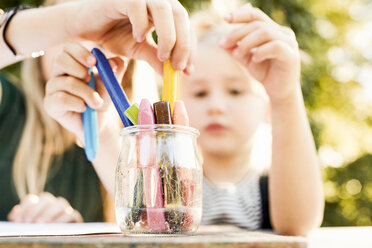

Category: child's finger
[167, 0, 192, 71]
[184, 25, 197, 75]
[126, 0, 149, 42]
[46, 76, 103, 109]
[53, 52, 91, 82]
[233, 27, 297, 58]
[252, 40, 295, 63]
[148, 1, 176, 62]
[219, 21, 263, 49]
[63, 42, 96, 68]
[225, 3, 277, 26]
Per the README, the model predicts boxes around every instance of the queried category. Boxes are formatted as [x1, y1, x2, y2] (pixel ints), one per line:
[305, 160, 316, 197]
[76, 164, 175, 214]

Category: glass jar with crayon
[115, 99, 203, 235]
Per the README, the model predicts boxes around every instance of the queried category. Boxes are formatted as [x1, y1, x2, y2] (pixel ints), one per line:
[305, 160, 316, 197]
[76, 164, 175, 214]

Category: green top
[0, 73, 104, 222]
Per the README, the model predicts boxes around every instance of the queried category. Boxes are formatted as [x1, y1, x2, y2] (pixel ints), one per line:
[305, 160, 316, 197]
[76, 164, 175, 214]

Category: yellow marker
[162, 60, 179, 114]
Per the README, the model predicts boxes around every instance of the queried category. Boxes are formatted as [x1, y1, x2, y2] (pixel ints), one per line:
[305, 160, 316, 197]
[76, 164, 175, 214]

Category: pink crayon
[138, 99, 167, 232]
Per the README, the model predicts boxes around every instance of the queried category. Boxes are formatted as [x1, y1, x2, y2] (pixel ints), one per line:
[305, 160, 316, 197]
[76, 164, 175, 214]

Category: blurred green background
[1, 0, 372, 227]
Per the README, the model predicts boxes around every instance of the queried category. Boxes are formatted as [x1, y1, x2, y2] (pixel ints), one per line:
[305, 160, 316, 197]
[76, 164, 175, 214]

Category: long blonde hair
[13, 57, 75, 199]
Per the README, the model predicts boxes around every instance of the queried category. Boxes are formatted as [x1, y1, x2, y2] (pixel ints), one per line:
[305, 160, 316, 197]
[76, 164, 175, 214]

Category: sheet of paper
[0, 221, 121, 236]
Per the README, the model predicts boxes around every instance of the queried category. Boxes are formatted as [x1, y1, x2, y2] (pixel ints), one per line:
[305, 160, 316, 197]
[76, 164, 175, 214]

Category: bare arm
[269, 88, 324, 236]
[0, 3, 76, 68]
[1, 0, 195, 74]
[220, 4, 324, 235]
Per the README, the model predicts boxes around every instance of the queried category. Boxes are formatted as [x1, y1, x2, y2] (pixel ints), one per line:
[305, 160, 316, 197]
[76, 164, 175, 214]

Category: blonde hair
[13, 58, 75, 199]
[189, 1, 268, 99]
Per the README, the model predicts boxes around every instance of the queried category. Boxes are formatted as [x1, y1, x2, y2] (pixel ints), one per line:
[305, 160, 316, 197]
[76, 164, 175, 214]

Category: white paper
[0, 221, 121, 236]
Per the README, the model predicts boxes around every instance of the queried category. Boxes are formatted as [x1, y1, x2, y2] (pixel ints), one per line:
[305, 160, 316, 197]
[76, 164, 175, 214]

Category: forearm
[91, 123, 121, 197]
[0, 2, 80, 68]
[269, 87, 324, 236]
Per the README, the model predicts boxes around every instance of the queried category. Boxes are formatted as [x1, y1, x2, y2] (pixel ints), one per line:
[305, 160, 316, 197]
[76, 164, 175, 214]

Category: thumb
[107, 57, 127, 80]
[129, 41, 163, 75]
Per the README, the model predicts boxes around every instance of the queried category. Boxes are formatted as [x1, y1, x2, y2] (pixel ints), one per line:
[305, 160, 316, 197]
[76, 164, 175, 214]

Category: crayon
[138, 99, 167, 232]
[82, 68, 98, 161]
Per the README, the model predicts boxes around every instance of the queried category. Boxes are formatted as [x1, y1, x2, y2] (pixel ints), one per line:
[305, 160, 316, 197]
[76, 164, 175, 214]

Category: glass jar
[115, 124, 202, 235]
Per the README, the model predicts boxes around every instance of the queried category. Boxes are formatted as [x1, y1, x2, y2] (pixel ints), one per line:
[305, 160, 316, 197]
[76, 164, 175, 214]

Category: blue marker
[82, 68, 98, 161]
[91, 48, 132, 127]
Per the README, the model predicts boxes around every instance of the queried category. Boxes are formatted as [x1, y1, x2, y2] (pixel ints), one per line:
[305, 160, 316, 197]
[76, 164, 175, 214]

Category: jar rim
[119, 124, 200, 137]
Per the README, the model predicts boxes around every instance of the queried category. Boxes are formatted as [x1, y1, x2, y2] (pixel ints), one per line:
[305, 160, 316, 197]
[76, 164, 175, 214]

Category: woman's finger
[36, 197, 71, 223]
[54, 209, 83, 223]
[53, 51, 91, 81]
[46, 76, 103, 109]
[126, 0, 149, 42]
[166, 0, 192, 71]
[7, 205, 21, 222]
[44, 90, 87, 116]
[23, 192, 56, 223]
[130, 40, 163, 74]
[16, 194, 40, 222]
[147, 0, 176, 62]
[64, 42, 96, 67]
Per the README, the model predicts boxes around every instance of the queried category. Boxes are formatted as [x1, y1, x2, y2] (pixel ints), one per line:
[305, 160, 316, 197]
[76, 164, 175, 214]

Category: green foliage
[0, 0, 43, 9]
[323, 154, 372, 226]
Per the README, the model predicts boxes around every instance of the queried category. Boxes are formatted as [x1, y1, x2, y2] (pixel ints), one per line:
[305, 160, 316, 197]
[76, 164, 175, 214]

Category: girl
[180, 3, 324, 235]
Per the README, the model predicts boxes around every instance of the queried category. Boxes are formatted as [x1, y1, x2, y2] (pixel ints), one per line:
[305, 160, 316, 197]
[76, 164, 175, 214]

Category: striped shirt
[201, 173, 269, 230]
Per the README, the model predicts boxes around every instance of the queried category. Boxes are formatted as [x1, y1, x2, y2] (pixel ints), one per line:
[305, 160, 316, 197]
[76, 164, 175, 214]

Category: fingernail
[224, 13, 233, 22]
[177, 60, 187, 71]
[187, 64, 195, 74]
[136, 35, 143, 43]
[159, 52, 170, 62]
[87, 55, 96, 66]
[252, 54, 261, 63]
[233, 49, 241, 58]
[219, 37, 227, 47]
[93, 92, 103, 107]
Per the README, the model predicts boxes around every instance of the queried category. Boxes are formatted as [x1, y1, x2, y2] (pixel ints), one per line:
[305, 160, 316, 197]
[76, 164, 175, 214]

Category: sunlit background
[1, 0, 372, 227]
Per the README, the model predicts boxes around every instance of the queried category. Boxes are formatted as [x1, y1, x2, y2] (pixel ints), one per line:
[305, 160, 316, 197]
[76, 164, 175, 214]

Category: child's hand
[44, 43, 126, 144]
[219, 3, 300, 104]
[73, 0, 195, 75]
[7, 192, 82, 223]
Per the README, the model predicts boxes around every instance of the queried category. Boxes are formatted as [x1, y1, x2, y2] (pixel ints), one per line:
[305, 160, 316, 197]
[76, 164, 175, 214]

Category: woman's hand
[219, 3, 300, 104]
[71, 0, 195, 75]
[44, 42, 126, 144]
[8, 192, 82, 223]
